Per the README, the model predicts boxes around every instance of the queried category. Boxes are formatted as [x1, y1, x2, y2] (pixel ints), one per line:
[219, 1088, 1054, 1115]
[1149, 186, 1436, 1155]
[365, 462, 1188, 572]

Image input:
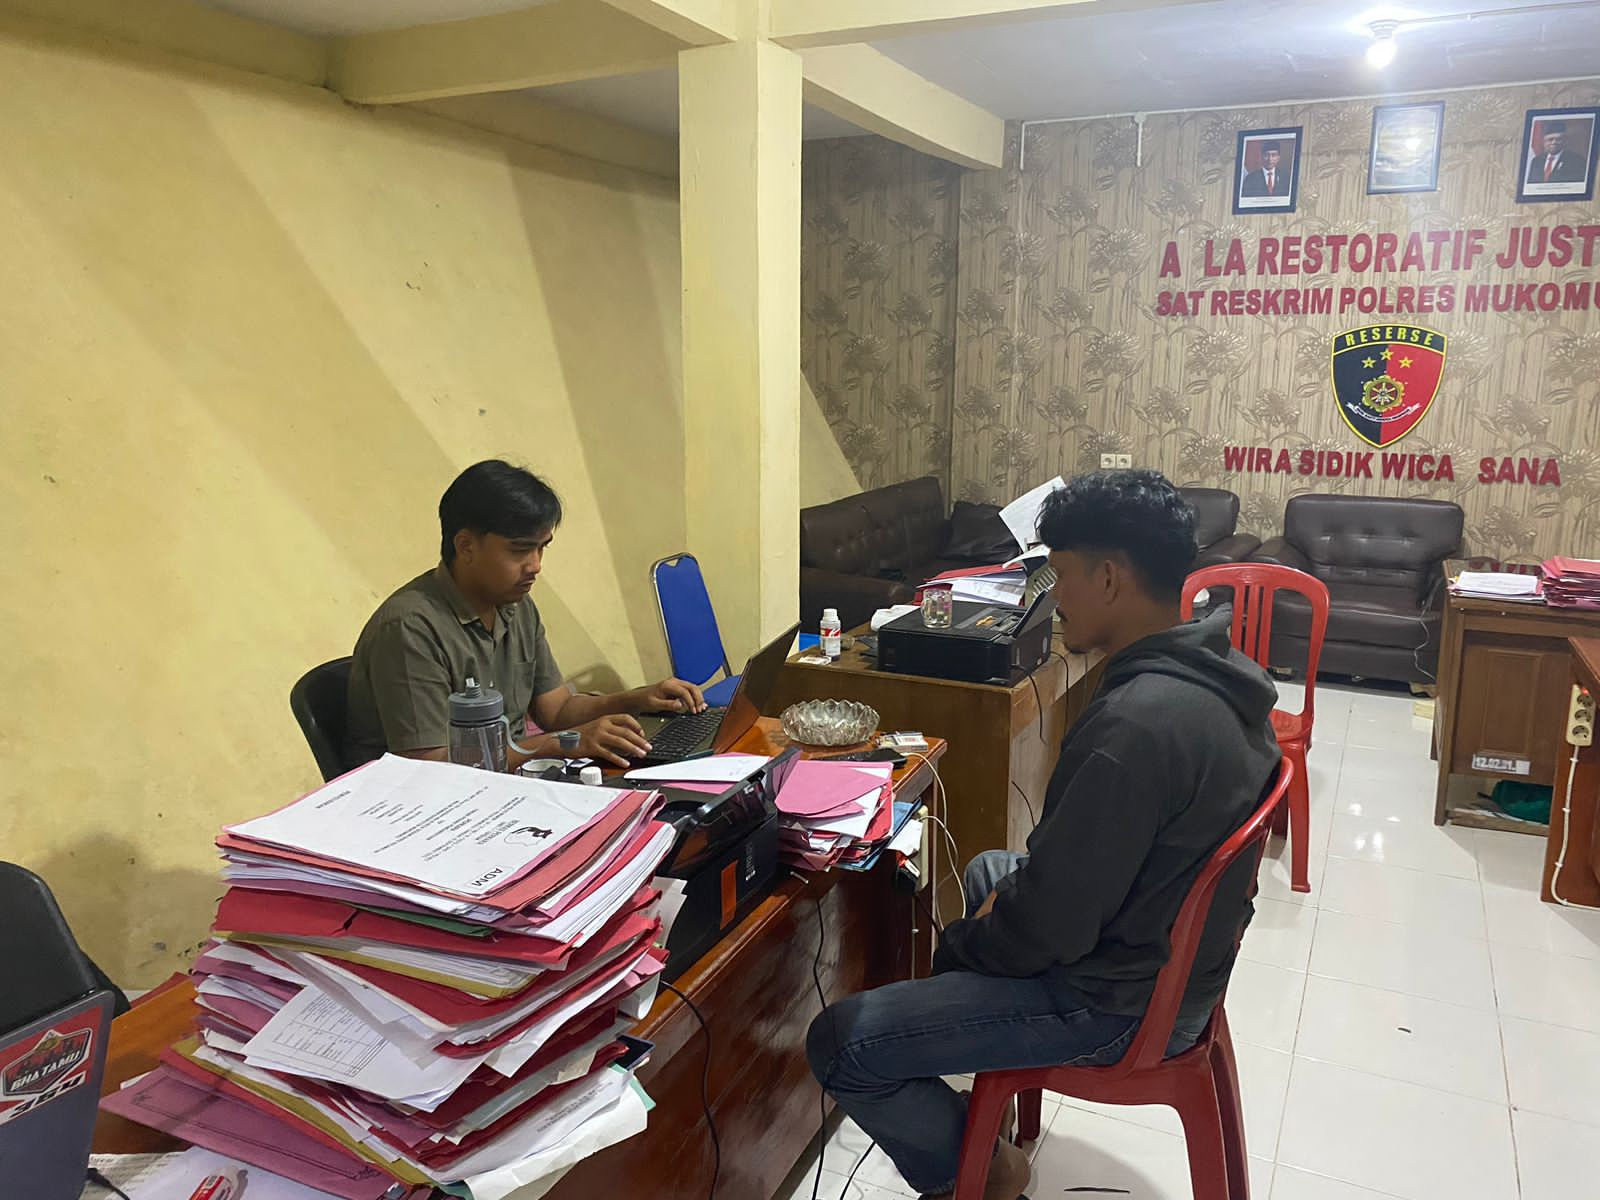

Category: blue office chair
[651, 553, 740, 707]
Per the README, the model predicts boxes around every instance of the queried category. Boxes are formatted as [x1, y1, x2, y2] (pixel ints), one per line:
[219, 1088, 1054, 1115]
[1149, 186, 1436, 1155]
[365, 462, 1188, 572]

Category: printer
[878, 586, 1055, 685]
[648, 747, 800, 982]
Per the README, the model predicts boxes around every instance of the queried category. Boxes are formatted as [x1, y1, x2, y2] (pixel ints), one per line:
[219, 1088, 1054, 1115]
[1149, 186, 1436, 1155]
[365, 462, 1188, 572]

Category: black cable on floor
[661, 979, 720, 1199]
[811, 894, 831, 1200]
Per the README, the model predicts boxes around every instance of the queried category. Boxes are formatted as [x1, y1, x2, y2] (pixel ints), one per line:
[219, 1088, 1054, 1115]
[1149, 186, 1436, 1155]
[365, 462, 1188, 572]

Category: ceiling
[201, 0, 1600, 136]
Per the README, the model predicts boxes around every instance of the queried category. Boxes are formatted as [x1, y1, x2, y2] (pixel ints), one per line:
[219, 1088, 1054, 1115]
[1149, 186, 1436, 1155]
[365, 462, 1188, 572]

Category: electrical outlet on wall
[1099, 453, 1117, 469]
[1113, 454, 1133, 469]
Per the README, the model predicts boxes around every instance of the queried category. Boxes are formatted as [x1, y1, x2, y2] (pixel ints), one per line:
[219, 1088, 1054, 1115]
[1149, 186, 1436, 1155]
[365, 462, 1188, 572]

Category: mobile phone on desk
[815, 747, 907, 767]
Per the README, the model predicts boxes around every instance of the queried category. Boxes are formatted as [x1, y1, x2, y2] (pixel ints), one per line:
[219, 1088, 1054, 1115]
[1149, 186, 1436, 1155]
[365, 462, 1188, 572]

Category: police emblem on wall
[1330, 323, 1447, 447]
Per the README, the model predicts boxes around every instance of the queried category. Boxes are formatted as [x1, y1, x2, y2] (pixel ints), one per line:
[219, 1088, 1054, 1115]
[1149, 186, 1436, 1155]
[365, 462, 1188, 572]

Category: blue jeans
[805, 851, 1142, 1196]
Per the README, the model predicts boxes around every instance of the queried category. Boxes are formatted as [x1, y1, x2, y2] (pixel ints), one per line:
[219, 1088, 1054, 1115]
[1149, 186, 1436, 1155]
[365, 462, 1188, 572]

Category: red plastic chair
[1182, 563, 1329, 894]
[954, 759, 1295, 1200]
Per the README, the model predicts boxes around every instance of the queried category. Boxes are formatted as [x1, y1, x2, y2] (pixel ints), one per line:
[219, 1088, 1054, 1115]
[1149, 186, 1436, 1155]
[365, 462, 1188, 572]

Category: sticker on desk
[0, 1011, 97, 1126]
[1471, 752, 1531, 776]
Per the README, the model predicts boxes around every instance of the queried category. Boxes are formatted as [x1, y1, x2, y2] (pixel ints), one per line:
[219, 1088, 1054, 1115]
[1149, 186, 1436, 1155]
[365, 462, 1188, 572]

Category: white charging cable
[1552, 743, 1600, 910]
[904, 752, 967, 916]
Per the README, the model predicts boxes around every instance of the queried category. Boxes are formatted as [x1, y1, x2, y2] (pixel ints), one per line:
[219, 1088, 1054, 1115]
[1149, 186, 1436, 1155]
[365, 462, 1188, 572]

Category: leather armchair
[1180, 488, 1261, 569]
[800, 477, 1013, 631]
[1250, 494, 1464, 684]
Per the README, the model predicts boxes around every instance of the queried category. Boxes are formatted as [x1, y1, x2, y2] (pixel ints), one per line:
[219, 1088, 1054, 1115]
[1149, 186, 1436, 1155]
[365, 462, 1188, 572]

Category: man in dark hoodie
[807, 470, 1281, 1200]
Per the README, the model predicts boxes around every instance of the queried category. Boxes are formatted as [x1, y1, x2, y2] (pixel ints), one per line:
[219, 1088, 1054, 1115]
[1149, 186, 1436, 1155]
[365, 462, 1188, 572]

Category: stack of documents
[921, 546, 1049, 609]
[1451, 570, 1544, 602]
[771, 759, 897, 871]
[102, 755, 678, 1200]
[1542, 558, 1600, 608]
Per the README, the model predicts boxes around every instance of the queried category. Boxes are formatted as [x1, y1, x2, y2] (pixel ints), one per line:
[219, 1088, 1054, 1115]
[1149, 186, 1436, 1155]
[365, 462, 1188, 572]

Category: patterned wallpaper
[802, 79, 1600, 563]
[801, 137, 962, 496]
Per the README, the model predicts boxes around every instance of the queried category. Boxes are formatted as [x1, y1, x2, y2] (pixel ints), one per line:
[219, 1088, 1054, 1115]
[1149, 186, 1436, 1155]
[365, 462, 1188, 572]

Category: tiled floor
[778, 682, 1600, 1199]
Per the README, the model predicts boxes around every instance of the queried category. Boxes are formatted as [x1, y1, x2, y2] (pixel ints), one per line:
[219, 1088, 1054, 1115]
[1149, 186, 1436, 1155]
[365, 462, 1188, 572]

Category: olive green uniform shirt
[344, 565, 565, 765]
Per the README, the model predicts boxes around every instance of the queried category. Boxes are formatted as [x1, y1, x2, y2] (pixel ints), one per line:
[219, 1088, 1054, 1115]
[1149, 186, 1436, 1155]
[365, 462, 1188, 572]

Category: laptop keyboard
[649, 706, 727, 759]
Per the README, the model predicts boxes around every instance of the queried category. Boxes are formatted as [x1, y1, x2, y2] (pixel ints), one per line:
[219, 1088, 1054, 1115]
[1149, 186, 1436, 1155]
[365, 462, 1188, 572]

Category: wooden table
[1542, 638, 1600, 907]
[769, 627, 1100, 916]
[94, 721, 946, 1200]
[1432, 595, 1600, 832]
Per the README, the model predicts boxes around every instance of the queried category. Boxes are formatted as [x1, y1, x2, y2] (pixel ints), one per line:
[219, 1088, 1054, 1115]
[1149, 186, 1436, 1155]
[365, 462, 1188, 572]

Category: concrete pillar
[678, 38, 803, 660]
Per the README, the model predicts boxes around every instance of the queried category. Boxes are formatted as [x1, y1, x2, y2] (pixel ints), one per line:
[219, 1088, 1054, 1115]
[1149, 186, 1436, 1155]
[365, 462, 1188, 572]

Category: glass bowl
[780, 699, 880, 747]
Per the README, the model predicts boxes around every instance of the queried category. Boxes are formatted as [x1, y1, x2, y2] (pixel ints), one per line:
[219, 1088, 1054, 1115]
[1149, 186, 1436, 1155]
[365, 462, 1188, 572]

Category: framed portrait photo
[1233, 126, 1302, 215]
[1517, 106, 1599, 203]
[1368, 102, 1444, 194]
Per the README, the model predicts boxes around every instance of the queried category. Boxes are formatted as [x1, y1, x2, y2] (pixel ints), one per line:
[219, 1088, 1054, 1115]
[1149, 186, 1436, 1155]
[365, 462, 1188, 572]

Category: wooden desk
[769, 629, 1101, 915]
[1542, 638, 1600, 906]
[95, 721, 945, 1200]
[1433, 596, 1600, 832]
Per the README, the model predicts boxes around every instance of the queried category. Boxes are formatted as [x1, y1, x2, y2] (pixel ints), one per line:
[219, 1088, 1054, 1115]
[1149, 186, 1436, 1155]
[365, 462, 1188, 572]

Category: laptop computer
[635, 622, 801, 766]
[0, 989, 114, 1200]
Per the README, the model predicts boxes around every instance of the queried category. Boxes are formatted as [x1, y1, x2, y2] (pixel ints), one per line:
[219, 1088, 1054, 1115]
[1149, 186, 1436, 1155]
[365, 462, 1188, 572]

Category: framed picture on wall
[1233, 126, 1302, 214]
[1368, 102, 1444, 194]
[1517, 106, 1600, 203]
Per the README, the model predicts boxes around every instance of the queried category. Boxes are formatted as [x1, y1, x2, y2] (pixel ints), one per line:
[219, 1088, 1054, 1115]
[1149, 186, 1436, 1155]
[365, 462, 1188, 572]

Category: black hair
[439, 460, 562, 564]
[1261, 140, 1281, 153]
[1036, 469, 1196, 601]
[1544, 121, 1567, 135]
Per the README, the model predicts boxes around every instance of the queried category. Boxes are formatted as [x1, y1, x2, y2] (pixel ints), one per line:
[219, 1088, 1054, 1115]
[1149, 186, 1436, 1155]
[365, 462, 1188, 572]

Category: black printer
[650, 747, 800, 981]
[878, 587, 1055, 685]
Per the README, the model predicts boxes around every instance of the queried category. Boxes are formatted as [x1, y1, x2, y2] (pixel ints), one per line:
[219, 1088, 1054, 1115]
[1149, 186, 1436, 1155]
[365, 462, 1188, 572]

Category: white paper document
[227, 755, 629, 898]
[1454, 571, 1540, 597]
[241, 986, 483, 1104]
[105, 1146, 336, 1199]
[999, 475, 1066, 550]
[462, 1078, 650, 1200]
[623, 753, 770, 784]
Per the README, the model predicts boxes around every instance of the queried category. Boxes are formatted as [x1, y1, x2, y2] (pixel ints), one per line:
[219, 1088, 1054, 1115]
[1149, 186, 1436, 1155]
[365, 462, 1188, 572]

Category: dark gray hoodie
[933, 606, 1282, 1025]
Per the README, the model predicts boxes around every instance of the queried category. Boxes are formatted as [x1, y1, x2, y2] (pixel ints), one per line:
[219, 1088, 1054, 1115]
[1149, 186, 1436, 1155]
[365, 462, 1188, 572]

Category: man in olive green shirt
[345, 460, 704, 769]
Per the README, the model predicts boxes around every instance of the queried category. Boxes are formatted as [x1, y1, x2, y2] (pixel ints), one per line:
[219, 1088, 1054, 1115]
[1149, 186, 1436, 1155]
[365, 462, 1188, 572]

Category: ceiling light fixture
[1366, 20, 1400, 69]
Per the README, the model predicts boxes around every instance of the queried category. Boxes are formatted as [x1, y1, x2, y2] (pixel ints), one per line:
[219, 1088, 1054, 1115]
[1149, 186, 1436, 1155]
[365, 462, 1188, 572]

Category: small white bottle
[820, 608, 842, 660]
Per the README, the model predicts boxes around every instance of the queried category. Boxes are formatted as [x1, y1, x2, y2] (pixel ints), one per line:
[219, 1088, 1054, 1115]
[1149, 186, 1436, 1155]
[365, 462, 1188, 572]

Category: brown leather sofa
[1180, 488, 1261, 569]
[1250, 494, 1464, 684]
[799, 477, 1014, 631]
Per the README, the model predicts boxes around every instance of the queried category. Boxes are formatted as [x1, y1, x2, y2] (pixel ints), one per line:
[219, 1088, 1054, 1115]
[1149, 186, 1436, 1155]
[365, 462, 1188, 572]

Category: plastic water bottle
[821, 607, 842, 660]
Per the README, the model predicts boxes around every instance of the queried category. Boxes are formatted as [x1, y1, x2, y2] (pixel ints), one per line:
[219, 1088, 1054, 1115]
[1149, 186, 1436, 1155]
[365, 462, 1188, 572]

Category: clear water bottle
[448, 668, 511, 772]
[821, 607, 842, 660]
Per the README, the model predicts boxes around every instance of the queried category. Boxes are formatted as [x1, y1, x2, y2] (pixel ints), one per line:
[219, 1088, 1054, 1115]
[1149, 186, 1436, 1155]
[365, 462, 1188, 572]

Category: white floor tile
[1500, 1016, 1600, 1125]
[1513, 1108, 1600, 1200]
[777, 1167, 910, 1200]
[1293, 975, 1507, 1102]
[821, 1118, 918, 1196]
[1483, 881, 1600, 960]
[1033, 1104, 1272, 1198]
[1309, 909, 1496, 1008]
[1342, 711, 1434, 755]
[1239, 898, 1319, 971]
[1327, 812, 1479, 879]
[1490, 940, 1600, 1033]
[1258, 836, 1328, 905]
[1472, 827, 1548, 890]
[1333, 745, 1441, 825]
[1271, 1165, 1412, 1200]
[1317, 857, 1485, 938]
[1276, 1058, 1517, 1200]
[1225, 960, 1307, 1054]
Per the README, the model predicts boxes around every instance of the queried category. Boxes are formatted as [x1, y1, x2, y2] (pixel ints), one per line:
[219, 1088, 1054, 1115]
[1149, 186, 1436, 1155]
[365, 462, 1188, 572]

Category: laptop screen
[713, 622, 802, 752]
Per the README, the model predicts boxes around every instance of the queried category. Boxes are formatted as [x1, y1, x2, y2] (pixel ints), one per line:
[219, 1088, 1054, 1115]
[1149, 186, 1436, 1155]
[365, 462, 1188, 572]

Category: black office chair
[0, 863, 127, 1033]
[290, 656, 354, 782]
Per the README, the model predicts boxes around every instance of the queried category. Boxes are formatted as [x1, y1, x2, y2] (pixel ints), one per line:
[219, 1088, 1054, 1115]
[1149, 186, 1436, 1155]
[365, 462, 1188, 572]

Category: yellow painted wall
[0, 22, 840, 986]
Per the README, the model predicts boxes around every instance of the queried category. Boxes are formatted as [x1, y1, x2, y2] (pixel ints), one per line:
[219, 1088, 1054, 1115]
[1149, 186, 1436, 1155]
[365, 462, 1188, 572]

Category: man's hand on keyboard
[578, 714, 653, 766]
[642, 677, 707, 715]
